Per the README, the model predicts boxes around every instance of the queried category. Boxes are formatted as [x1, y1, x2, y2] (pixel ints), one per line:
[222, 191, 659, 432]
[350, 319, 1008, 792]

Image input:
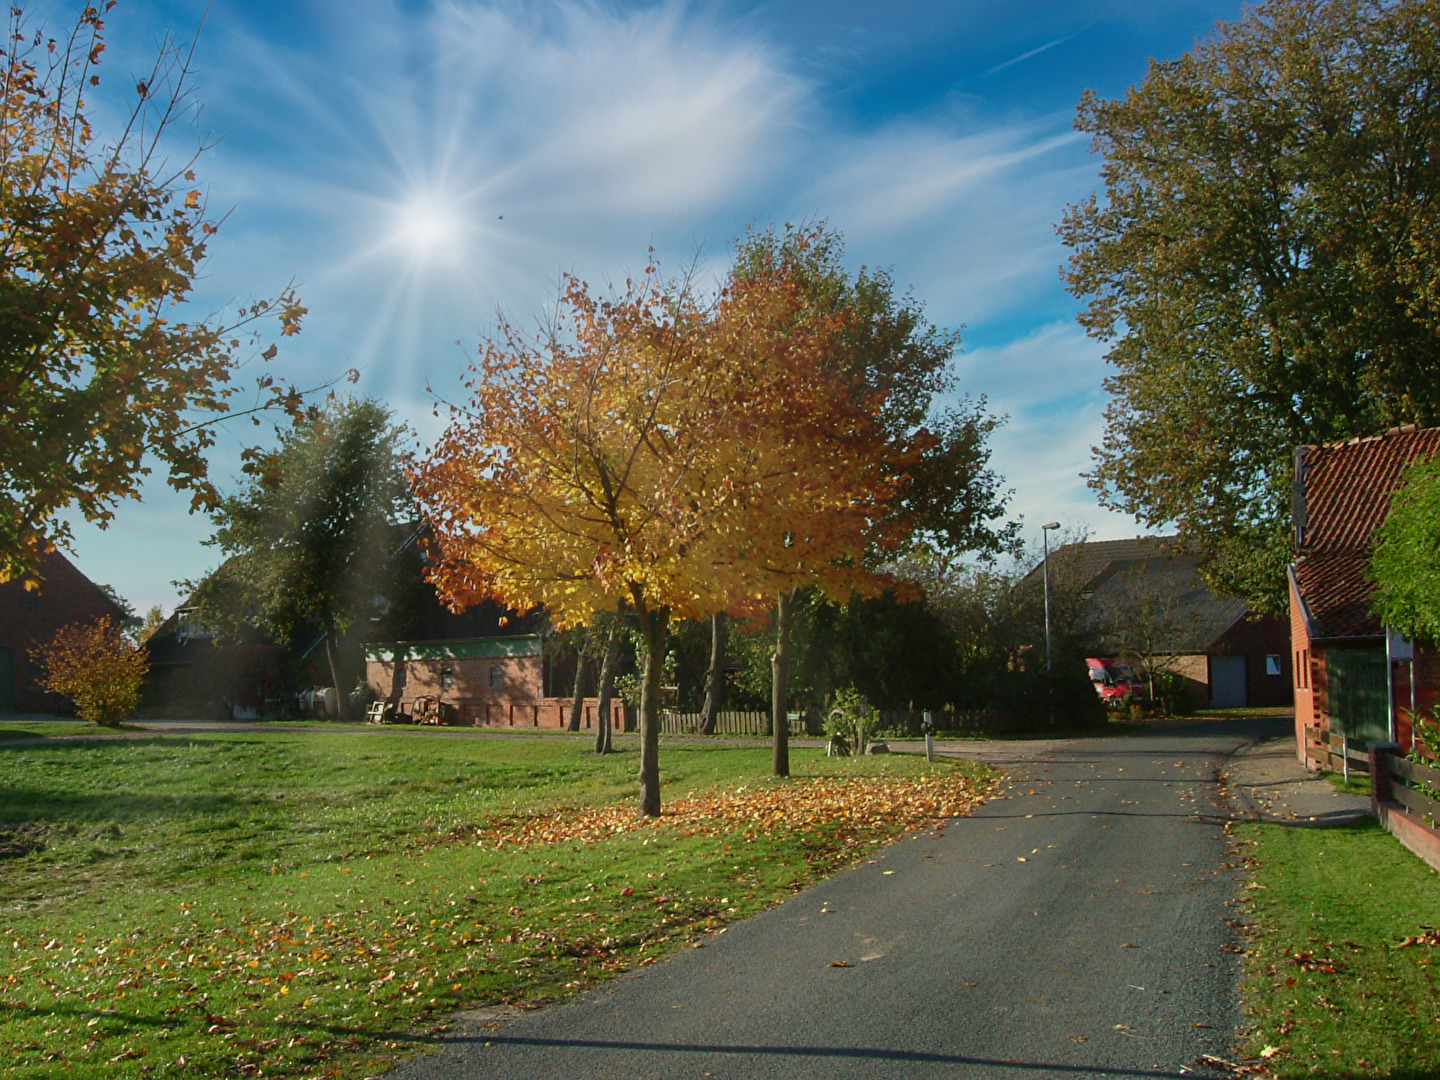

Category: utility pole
[1042, 522, 1060, 726]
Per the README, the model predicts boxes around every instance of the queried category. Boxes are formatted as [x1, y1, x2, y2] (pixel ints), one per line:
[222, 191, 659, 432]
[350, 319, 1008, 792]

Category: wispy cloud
[985, 35, 1075, 76]
[957, 323, 1139, 540]
[59, 0, 1125, 611]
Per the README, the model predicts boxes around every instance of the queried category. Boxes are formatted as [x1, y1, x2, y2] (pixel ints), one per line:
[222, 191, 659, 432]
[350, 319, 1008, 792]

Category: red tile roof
[1294, 425, 1440, 638]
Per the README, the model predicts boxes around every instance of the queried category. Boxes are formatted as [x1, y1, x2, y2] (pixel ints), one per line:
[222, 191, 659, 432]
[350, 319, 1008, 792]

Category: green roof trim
[365, 634, 543, 662]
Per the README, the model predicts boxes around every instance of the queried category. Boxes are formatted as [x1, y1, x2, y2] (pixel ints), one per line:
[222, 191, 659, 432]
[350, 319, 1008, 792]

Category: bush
[972, 661, 1107, 731]
[824, 688, 879, 754]
[1148, 670, 1196, 716]
[32, 616, 148, 726]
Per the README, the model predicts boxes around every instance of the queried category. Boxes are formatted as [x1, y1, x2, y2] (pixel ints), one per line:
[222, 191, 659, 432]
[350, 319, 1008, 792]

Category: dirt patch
[0, 824, 50, 859]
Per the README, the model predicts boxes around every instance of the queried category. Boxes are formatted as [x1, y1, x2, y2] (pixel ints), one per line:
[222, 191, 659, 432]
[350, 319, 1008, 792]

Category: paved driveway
[387, 718, 1283, 1080]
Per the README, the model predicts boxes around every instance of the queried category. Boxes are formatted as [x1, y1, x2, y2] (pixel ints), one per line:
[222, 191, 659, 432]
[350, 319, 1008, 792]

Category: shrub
[1149, 670, 1196, 716]
[31, 616, 148, 726]
[972, 661, 1107, 731]
[824, 688, 879, 755]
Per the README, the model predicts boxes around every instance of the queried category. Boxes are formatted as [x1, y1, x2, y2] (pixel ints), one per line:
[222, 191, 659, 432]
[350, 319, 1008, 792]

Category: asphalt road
[388, 717, 1284, 1080]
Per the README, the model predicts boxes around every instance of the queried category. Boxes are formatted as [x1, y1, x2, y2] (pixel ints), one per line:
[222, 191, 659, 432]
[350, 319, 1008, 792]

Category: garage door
[1210, 654, 1248, 709]
[1327, 648, 1389, 744]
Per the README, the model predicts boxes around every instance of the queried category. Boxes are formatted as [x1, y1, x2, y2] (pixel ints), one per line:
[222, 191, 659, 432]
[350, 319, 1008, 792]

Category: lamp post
[1041, 522, 1061, 676]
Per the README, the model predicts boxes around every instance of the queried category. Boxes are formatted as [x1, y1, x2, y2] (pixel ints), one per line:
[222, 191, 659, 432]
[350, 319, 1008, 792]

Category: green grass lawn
[0, 720, 130, 741]
[0, 731, 990, 1079]
[1238, 819, 1440, 1079]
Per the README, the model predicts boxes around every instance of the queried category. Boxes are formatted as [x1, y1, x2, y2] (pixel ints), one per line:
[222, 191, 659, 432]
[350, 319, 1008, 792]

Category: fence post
[1342, 733, 1349, 786]
[1370, 742, 1400, 817]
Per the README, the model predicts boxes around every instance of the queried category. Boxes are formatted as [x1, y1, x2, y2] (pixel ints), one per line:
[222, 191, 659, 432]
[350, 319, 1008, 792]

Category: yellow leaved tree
[416, 244, 924, 813]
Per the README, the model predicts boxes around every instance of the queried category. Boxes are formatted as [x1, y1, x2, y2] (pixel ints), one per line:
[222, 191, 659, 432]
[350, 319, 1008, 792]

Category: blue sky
[50, 0, 1243, 615]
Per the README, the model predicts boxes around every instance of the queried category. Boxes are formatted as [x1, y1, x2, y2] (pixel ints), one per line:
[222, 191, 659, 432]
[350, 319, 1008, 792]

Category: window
[1265, 655, 1282, 677]
[440, 667, 454, 691]
[489, 665, 505, 690]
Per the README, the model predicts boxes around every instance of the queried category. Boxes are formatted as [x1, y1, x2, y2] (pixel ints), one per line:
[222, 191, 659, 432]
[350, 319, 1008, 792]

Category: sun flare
[392, 196, 464, 257]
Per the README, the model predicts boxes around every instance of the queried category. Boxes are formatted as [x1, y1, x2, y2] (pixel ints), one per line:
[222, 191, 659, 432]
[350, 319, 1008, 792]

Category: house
[0, 550, 125, 713]
[364, 607, 626, 729]
[1047, 536, 1292, 708]
[1289, 424, 1440, 762]
[141, 611, 292, 719]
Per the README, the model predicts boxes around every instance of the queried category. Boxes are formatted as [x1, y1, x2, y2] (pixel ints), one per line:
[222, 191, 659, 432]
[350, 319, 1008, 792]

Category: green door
[1327, 648, 1389, 744]
[0, 646, 13, 712]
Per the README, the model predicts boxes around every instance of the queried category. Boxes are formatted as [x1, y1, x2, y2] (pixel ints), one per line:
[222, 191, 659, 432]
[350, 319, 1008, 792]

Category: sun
[391, 195, 465, 258]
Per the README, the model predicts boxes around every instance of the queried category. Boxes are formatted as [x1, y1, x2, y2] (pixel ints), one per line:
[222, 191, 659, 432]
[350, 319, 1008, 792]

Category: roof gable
[1292, 425, 1440, 639]
[1038, 536, 1252, 654]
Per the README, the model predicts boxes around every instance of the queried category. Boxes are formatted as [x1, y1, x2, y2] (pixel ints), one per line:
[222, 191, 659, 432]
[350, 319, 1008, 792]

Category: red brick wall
[1289, 576, 1318, 763]
[0, 551, 123, 713]
[366, 653, 543, 716]
[1213, 611, 1294, 708]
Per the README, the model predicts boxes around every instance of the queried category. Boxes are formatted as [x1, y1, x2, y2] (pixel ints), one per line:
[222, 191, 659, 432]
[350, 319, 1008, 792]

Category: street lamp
[1041, 522, 1061, 676]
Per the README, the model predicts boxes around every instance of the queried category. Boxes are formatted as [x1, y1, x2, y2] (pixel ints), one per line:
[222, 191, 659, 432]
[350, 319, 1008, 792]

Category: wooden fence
[381, 697, 626, 730]
[659, 711, 807, 736]
[1303, 725, 1371, 782]
[874, 709, 998, 737]
[1372, 744, 1440, 873]
[658, 707, 1000, 738]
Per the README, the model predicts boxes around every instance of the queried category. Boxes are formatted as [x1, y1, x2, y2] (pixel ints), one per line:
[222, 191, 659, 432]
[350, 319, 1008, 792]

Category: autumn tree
[1371, 458, 1440, 643]
[1062, 0, 1440, 614]
[0, 3, 314, 585]
[724, 224, 1011, 773]
[33, 615, 147, 726]
[187, 397, 412, 721]
[698, 612, 727, 735]
[417, 264, 756, 816]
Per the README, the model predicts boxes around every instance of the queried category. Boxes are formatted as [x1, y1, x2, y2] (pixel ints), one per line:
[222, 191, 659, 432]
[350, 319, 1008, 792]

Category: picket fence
[658, 707, 1000, 737]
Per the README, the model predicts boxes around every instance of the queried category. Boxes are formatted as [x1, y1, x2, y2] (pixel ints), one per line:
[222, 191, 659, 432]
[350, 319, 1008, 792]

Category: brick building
[0, 550, 124, 712]
[365, 634, 547, 724]
[1290, 425, 1440, 762]
[1044, 536, 1292, 708]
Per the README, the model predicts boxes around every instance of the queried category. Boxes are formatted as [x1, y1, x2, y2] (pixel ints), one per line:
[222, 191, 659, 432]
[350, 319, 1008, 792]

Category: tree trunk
[699, 612, 727, 735]
[772, 589, 793, 778]
[594, 622, 620, 755]
[323, 617, 350, 723]
[567, 641, 590, 732]
[633, 593, 669, 817]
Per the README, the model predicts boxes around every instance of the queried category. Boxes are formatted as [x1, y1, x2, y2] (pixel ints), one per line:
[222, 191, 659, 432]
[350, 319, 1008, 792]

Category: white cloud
[955, 322, 1145, 542]
[56, 0, 1124, 609]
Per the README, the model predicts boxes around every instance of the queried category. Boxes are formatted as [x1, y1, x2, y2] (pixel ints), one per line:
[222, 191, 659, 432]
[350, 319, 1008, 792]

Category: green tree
[136, 605, 167, 643]
[1061, 0, 1440, 613]
[188, 398, 411, 721]
[1371, 458, 1440, 642]
[0, 4, 316, 586]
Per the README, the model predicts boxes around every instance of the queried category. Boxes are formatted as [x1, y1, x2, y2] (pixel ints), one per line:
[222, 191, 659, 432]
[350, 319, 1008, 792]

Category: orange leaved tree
[32, 616, 149, 726]
[415, 262, 770, 816]
[699, 239, 932, 776]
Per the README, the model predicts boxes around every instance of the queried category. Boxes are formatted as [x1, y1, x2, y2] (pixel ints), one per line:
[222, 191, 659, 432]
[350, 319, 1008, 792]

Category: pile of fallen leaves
[462, 771, 994, 853]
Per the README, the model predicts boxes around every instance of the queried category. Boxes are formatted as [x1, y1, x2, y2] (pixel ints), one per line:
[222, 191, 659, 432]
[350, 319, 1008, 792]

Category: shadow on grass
[0, 1001, 184, 1029]
[0, 786, 258, 825]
